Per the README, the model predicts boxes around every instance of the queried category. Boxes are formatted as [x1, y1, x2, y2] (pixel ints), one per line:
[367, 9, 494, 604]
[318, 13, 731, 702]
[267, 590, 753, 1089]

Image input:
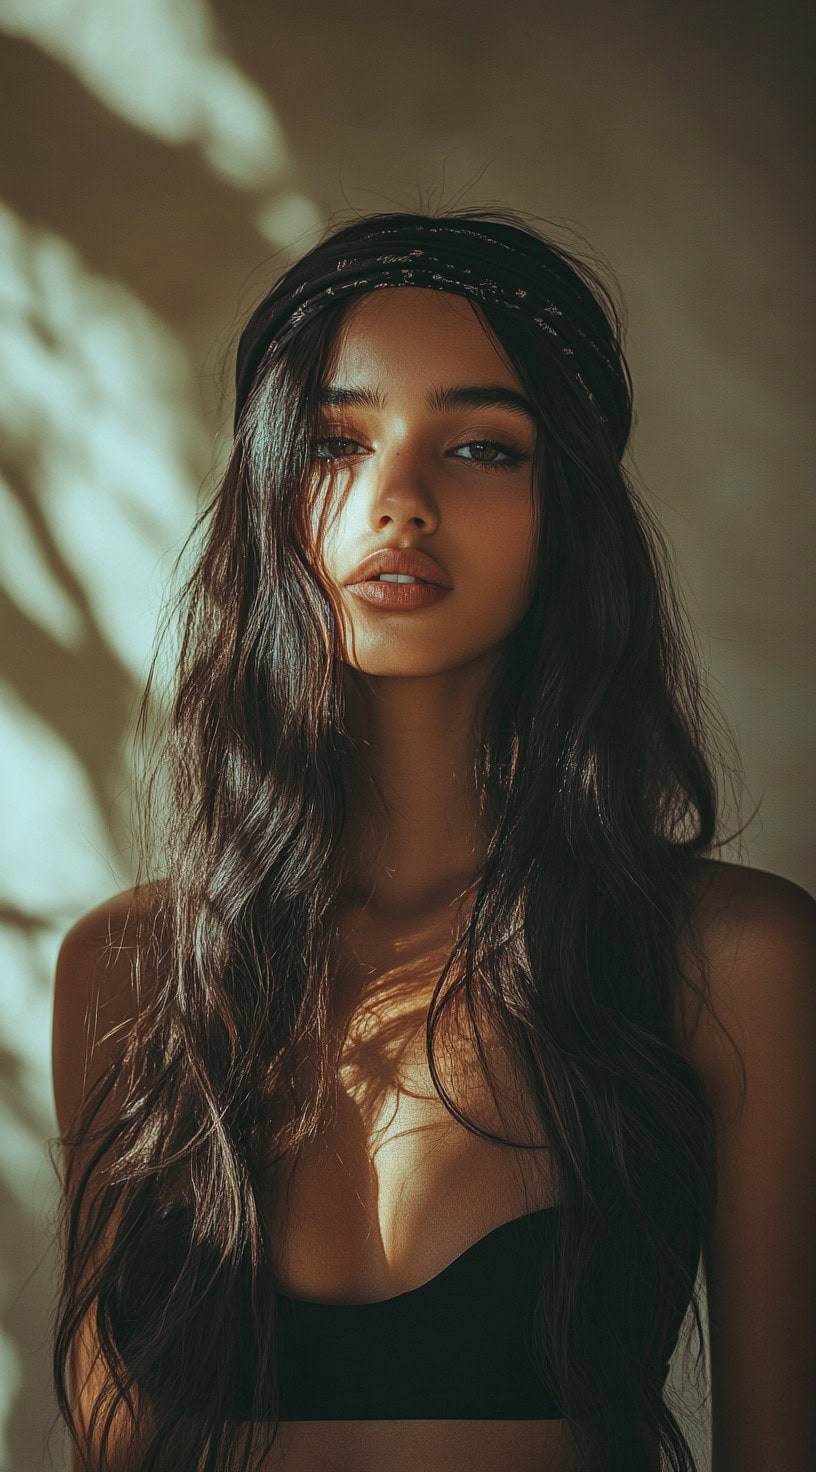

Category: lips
[348, 579, 449, 610]
[344, 546, 451, 587]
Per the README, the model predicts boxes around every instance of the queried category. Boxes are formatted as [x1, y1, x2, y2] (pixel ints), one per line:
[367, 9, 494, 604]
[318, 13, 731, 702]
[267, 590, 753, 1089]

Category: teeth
[377, 573, 423, 583]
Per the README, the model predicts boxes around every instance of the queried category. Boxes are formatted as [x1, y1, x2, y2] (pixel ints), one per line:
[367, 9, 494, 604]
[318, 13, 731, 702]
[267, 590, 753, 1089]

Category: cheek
[468, 504, 538, 610]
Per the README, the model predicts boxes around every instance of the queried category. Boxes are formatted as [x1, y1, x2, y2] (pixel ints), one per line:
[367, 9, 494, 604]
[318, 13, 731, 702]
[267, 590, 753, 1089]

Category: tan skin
[53, 289, 816, 1470]
[314, 286, 540, 919]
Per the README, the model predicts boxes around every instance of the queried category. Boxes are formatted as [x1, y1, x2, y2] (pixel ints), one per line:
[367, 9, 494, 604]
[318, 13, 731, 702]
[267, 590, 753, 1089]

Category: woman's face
[310, 286, 539, 677]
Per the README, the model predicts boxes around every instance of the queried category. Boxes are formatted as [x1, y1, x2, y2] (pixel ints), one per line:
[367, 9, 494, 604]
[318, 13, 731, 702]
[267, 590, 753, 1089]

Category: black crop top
[106, 1203, 697, 1421]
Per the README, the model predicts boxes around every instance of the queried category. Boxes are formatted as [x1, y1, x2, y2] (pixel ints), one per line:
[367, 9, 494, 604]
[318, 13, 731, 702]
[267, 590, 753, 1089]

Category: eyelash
[311, 434, 530, 474]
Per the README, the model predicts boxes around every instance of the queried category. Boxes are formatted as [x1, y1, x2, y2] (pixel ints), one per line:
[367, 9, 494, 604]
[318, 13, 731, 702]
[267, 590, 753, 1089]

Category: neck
[339, 650, 502, 920]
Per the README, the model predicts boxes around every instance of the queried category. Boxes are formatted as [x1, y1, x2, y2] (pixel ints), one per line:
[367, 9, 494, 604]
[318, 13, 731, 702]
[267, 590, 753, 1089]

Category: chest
[259, 901, 559, 1303]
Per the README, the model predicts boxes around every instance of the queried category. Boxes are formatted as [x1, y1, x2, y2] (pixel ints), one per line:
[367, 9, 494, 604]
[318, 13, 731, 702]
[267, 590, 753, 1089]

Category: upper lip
[344, 546, 452, 587]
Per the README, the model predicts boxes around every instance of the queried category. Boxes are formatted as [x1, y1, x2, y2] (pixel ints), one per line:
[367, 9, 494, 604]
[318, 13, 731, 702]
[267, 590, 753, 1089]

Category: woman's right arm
[52, 888, 161, 1472]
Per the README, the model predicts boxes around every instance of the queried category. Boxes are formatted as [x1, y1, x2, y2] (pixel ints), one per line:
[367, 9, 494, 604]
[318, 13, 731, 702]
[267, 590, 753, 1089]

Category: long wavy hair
[52, 204, 746, 1472]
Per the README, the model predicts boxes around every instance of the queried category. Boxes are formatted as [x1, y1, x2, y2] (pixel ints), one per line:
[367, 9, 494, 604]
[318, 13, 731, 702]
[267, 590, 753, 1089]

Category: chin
[342, 643, 506, 680]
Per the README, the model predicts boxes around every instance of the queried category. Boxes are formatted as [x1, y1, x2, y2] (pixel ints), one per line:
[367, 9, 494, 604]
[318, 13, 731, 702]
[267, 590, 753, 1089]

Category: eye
[450, 440, 530, 473]
[311, 435, 367, 463]
[309, 432, 531, 474]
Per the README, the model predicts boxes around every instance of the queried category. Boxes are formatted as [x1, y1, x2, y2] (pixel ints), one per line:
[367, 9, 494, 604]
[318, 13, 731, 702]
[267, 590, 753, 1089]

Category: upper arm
[689, 862, 816, 1472]
[52, 886, 163, 1470]
[53, 891, 138, 1148]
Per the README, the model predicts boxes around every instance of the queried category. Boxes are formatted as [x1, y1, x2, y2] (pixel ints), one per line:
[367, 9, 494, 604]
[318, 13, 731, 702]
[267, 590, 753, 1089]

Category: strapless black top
[105, 1203, 697, 1421]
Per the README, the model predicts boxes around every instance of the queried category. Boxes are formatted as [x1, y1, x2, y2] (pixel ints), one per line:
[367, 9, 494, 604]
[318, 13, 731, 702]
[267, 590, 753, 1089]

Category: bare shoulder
[58, 878, 168, 955]
[680, 860, 816, 1465]
[678, 856, 816, 1114]
[52, 885, 174, 1467]
[52, 879, 169, 1143]
[687, 854, 816, 945]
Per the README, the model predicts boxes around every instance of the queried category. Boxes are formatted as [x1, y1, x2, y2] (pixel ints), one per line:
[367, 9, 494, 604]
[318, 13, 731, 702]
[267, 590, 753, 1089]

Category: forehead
[327, 286, 518, 386]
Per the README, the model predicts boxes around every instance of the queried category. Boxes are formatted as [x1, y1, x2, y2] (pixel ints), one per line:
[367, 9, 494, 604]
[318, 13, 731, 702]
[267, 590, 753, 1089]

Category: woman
[51, 208, 816, 1472]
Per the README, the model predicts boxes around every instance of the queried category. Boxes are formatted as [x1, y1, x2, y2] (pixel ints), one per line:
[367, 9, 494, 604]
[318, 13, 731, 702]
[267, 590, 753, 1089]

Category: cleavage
[260, 905, 556, 1304]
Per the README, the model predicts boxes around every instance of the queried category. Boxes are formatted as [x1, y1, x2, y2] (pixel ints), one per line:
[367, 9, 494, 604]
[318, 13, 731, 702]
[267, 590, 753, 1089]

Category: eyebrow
[317, 383, 536, 422]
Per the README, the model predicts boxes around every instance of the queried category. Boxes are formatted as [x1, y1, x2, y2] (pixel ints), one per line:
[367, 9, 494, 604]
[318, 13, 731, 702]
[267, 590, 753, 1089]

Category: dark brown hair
[52, 204, 746, 1471]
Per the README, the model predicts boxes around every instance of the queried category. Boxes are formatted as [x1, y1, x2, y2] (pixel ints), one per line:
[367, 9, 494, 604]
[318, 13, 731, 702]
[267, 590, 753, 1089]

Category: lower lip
[346, 580, 451, 609]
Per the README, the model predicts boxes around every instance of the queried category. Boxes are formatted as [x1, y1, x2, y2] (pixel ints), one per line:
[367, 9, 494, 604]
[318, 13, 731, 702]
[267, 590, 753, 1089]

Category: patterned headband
[234, 217, 629, 447]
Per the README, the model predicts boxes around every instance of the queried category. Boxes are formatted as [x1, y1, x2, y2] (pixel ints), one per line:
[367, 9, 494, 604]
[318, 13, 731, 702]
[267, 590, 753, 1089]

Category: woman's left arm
[692, 862, 816, 1472]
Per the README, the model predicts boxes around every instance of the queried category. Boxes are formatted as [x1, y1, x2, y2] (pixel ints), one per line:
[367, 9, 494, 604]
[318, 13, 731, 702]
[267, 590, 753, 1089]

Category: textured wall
[0, 1, 812, 1467]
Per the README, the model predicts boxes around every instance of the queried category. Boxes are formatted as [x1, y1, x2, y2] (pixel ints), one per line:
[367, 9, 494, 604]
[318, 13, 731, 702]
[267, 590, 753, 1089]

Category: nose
[366, 440, 440, 533]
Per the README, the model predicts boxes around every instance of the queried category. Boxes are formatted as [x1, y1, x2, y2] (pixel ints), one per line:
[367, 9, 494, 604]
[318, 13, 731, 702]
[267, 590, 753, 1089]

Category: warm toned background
[1, 2, 813, 1468]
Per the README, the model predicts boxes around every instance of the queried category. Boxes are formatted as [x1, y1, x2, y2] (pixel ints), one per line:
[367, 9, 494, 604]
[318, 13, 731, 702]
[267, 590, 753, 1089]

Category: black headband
[234, 216, 628, 447]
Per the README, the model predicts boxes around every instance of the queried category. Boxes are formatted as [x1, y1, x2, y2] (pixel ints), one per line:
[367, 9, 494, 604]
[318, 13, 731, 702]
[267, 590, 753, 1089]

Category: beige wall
[0, 2, 812, 1467]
